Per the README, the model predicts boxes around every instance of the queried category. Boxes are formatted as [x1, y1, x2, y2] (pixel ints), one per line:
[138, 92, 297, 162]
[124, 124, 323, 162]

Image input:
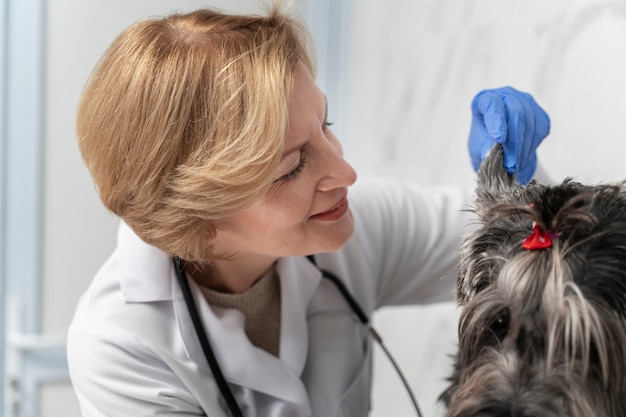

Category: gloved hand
[468, 86, 550, 184]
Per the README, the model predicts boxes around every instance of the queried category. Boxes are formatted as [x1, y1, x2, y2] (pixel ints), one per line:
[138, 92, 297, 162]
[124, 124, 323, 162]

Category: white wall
[39, 0, 626, 416]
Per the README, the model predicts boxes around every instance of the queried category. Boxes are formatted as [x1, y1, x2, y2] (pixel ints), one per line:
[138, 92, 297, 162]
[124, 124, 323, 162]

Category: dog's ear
[474, 144, 520, 218]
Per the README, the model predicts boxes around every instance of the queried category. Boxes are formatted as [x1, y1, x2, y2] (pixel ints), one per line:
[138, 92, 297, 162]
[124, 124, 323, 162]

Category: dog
[439, 145, 626, 417]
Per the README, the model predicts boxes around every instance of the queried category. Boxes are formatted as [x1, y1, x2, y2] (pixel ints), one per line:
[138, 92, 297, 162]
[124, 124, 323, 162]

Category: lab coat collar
[117, 221, 174, 302]
[116, 221, 324, 406]
[173, 255, 323, 407]
[276, 257, 322, 374]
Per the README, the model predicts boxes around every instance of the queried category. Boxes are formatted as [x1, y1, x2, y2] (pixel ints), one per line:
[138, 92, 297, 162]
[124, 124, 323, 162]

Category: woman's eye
[277, 151, 307, 182]
[323, 120, 333, 132]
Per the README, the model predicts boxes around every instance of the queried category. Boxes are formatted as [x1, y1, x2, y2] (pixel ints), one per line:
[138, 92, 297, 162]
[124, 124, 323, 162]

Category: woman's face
[215, 62, 358, 261]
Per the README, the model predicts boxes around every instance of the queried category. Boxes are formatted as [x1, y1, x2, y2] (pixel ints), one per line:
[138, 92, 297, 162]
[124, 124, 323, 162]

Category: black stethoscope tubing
[174, 256, 243, 417]
[173, 255, 423, 417]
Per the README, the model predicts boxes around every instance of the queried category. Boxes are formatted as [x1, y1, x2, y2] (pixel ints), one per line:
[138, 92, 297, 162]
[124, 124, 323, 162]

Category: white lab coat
[67, 177, 473, 417]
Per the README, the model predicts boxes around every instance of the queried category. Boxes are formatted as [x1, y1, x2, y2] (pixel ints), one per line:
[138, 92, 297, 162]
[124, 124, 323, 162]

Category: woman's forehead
[284, 63, 325, 144]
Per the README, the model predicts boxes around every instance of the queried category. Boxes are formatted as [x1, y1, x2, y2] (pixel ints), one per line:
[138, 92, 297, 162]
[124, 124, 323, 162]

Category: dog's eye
[489, 309, 510, 342]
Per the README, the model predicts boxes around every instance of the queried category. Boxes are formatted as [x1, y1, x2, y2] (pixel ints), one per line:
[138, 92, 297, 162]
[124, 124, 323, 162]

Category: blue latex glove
[468, 86, 550, 184]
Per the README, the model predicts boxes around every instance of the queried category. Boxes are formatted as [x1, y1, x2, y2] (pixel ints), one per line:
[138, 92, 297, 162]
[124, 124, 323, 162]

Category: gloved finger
[469, 125, 499, 172]
[500, 93, 526, 173]
[480, 137, 496, 167]
[469, 97, 500, 172]
[517, 91, 549, 174]
[473, 91, 508, 143]
[515, 93, 535, 173]
[529, 103, 551, 157]
[469, 114, 489, 171]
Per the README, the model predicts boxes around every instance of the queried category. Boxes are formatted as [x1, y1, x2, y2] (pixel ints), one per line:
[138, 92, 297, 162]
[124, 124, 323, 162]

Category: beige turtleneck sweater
[198, 269, 281, 357]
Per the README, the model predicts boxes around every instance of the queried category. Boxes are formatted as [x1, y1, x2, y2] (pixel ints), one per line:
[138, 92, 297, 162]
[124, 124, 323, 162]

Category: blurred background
[1, 0, 625, 416]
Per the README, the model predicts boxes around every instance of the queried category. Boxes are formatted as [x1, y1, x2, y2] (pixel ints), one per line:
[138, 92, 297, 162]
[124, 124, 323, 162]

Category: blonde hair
[77, 5, 316, 262]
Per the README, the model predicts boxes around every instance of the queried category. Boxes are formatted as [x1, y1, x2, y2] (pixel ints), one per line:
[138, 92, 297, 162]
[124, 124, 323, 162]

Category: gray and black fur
[440, 145, 626, 417]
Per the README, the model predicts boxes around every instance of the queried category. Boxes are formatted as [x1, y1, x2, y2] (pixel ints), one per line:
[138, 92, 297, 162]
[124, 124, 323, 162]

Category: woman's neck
[185, 254, 277, 294]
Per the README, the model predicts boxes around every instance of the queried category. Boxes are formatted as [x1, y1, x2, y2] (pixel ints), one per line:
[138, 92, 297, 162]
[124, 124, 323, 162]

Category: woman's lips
[311, 197, 349, 221]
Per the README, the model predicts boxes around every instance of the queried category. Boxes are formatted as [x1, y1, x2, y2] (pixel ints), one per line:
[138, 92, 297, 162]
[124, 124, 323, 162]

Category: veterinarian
[67, 5, 550, 417]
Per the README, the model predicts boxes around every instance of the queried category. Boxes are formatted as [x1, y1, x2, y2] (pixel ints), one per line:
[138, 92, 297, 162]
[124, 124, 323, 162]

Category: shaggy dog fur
[440, 145, 626, 417]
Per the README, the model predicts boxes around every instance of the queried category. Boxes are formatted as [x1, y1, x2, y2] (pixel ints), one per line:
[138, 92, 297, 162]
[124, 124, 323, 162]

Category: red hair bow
[522, 223, 557, 250]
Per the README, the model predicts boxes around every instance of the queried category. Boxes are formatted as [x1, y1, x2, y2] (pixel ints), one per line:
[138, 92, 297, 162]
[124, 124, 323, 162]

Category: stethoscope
[173, 255, 424, 417]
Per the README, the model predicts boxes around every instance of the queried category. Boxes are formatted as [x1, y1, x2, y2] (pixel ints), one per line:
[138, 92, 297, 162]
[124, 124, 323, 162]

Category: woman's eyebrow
[283, 135, 308, 157]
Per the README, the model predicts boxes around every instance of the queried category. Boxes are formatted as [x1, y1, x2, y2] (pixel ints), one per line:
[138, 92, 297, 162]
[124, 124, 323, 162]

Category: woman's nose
[316, 133, 358, 191]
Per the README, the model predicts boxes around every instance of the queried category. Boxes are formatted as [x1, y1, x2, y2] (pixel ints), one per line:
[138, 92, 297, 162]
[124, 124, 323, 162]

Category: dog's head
[441, 145, 626, 417]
